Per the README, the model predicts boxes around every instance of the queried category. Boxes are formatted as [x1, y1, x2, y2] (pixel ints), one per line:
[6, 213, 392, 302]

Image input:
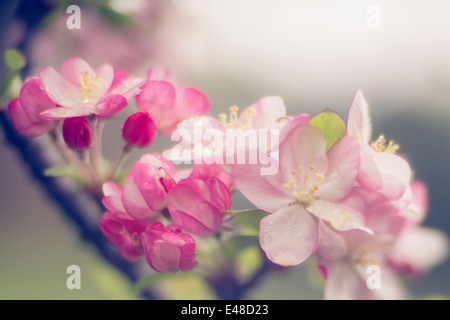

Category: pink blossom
[8, 77, 58, 137]
[122, 110, 158, 148]
[121, 154, 176, 220]
[39, 57, 142, 119]
[141, 222, 196, 273]
[347, 90, 411, 200]
[135, 69, 210, 135]
[316, 221, 406, 300]
[232, 120, 371, 266]
[166, 163, 232, 237]
[100, 181, 148, 262]
[165, 96, 288, 165]
[99, 210, 148, 262]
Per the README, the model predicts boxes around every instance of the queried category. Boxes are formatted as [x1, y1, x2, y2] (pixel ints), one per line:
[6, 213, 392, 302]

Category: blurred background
[0, 0, 449, 299]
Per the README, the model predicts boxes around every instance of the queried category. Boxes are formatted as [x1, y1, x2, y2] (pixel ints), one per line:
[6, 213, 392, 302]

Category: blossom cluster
[7, 57, 448, 299]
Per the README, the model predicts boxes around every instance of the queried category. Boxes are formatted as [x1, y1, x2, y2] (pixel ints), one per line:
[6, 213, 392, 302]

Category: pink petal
[242, 96, 286, 130]
[323, 260, 369, 300]
[347, 89, 372, 144]
[307, 199, 372, 234]
[8, 98, 52, 137]
[389, 227, 449, 273]
[40, 107, 91, 119]
[316, 221, 348, 261]
[259, 204, 318, 266]
[231, 160, 292, 213]
[177, 87, 210, 116]
[102, 182, 126, 213]
[59, 57, 96, 87]
[136, 80, 176, 115]
[109, 77, 144, 100]
[96, 64, 115, 97]
[122, 175, 155, 220]
[39, 66, 80, 108]
[373, 152, 411, 200]
[279, 124, 328, 185]
[316, 135, 360, 201]
[94, 94, 127, 116]
[356, 143, 383, 191]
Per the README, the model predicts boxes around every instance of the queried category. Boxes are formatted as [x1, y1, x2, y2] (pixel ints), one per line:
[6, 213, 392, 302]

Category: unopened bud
[62, 117, 92, 150]
[122, 110, 158, 148]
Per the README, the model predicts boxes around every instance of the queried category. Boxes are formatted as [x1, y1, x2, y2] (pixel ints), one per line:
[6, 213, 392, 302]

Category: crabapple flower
[136, 69, 210, 135]
[62, 117, 92, 150]
[347, 90, 411, 200]
[167, 163, 232, 236]
[8, 77, 58, 138]
[316, 221, 406, 300]
[39, 57, 142, 119]
[122, 154, 176, 220]
[99, 210, 148, 262]
[122, 110, 158, 148]
[166, 96, 288, 165]
[232, 120, 371, 266]
[141, 222, 196, 273]
[100, 182, 148, 261]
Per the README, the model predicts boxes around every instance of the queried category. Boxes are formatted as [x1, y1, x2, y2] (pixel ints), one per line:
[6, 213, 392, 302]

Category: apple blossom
[141, 222, 196, 273]
[122, 153, 176, 220]
[347, 90, 411, 200]
[39, 57, 142, 119]
[232, 120, 372, 266]
[136, 69, 210, 135]
[167, 163, 231, 237]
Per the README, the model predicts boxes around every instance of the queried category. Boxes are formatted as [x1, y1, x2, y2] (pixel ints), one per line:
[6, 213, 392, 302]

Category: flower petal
[347, 89, 372, 144]
[307, 199, 372, 234]
[232, 160, 292, 213]
[316, 135, 360, 201]
[94, 94, 127, 116]
[59, 57, 96, 87]
[40, 107, 91, 119]
[373, 152, 411, 200]
[39, 66, 80, 108]
[259, 204, 318, 266]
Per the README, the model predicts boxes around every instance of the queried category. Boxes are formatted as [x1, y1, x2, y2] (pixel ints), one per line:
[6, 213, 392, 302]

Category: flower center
[218, 105, 257, 130]
[78, 71, 103, 103]
[371, 134, 400, 154]
[282, 164, 324, 206]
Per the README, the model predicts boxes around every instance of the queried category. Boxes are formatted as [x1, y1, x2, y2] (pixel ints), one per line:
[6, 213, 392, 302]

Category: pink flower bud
[122, 154, 176, 220]
[122, 110, 158, 148]
[99, 211, 148, 262]
[7, 77, 58, 138]
[62, 117, 92, 150]
[141, 222, 196, 273]
[167, 170, 231, 237]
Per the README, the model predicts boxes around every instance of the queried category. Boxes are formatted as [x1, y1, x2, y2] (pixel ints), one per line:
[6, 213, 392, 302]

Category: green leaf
[308, 111, 346, 150]
[234, 246, 263, 284]
[4, 49, 26, 72]
[44, 165, 76, 177]
[229, 209, 270, 237]
[0, 70, 22, 100]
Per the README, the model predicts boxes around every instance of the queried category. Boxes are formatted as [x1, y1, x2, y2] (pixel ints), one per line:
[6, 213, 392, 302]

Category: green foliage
[1, 49, 26, 100]
[308, 111, 346, 150]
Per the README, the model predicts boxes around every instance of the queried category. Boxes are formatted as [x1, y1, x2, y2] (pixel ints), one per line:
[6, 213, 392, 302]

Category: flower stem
[108, 144, 133, 181]
[49, 129, 92, 184]
[90, 116, 104, 180]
